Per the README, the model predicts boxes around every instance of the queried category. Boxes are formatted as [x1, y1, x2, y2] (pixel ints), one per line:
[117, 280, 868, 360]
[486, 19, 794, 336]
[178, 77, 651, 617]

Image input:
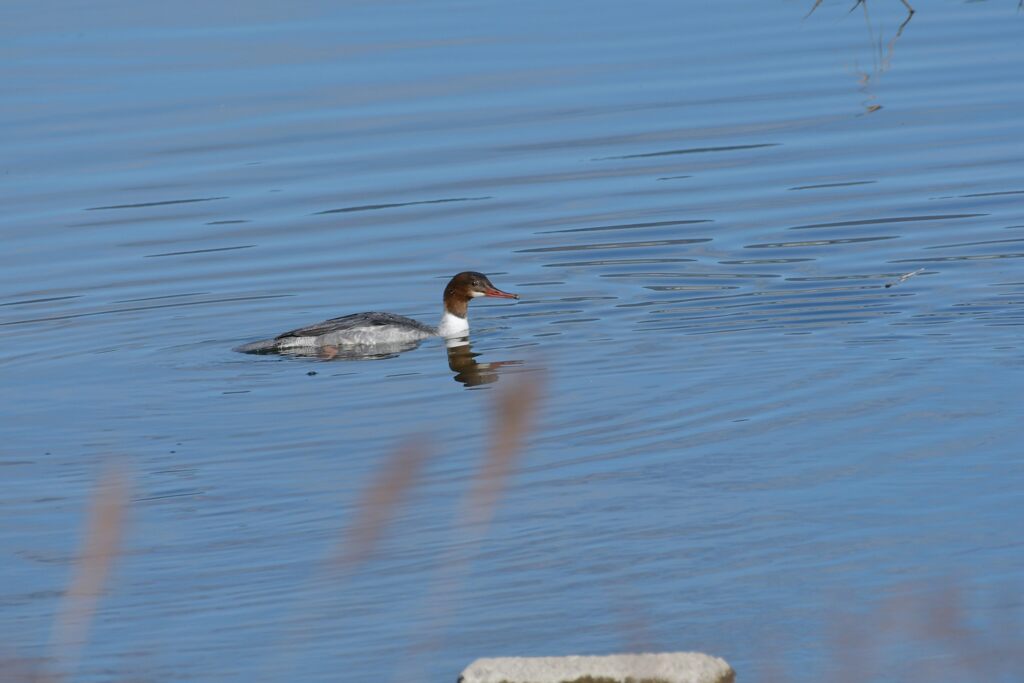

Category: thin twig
[884, 267, 925, 288]
[808, 1, 915, 36]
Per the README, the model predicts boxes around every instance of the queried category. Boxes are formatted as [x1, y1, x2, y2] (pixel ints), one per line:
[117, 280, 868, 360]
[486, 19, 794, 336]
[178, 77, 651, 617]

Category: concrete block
[458, 652, 735, 683]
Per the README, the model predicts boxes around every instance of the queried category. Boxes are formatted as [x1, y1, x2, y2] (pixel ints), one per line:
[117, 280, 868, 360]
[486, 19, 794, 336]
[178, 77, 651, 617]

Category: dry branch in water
[884, 267, 924, 288]
[806, 0, 915, 37]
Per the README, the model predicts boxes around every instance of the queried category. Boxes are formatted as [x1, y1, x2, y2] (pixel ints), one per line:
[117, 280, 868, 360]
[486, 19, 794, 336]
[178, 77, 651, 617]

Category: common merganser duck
[234, 271, 518, 354]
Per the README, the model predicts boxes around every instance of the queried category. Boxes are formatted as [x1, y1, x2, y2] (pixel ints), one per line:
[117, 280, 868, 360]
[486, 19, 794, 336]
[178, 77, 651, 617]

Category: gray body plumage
[234, 311, 437, 354]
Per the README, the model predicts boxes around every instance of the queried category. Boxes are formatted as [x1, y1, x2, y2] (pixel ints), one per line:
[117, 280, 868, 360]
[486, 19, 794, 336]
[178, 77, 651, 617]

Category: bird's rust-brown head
[443, 271, 518, 318]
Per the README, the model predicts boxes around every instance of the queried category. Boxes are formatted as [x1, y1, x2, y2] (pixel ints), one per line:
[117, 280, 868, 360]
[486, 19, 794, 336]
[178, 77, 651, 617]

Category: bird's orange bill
[484, 287, 518, 299]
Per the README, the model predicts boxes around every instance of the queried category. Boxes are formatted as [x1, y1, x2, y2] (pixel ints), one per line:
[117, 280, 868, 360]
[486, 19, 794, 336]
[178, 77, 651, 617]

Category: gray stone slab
[458, 652, 735, 683]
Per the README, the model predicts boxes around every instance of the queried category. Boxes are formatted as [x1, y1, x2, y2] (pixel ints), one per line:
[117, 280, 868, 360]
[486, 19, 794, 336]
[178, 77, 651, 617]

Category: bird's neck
[438, 309, 469, 338]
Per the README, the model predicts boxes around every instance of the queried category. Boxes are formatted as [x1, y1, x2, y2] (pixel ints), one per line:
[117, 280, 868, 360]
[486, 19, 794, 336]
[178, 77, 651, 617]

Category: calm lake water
[3, 1, 1023, 681]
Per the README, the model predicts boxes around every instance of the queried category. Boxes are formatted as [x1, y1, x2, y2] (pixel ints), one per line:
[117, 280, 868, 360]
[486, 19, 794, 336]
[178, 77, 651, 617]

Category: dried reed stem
[49, 466, 129, 681]
[465, 374, 543, 531]
[334, 438, 430, 570]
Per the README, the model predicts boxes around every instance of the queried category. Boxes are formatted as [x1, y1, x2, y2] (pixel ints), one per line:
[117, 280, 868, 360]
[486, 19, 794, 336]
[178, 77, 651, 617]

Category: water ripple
[1, 294, 293, 327]
[519, 238, 711, 253]
[313, 196, 491, 215]
[745, 236, 897, 249]
[593, 142, 780, 160]
[86, 196, 228, 211]
[787, 213, 986, 231]
[144, 245, 256, 258]
[788, 180, 877, 191]
[538, 219, 712, 235]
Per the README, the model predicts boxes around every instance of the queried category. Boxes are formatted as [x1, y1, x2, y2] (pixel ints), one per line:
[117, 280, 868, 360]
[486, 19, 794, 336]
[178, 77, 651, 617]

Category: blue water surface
[2, 1, 1023, 681]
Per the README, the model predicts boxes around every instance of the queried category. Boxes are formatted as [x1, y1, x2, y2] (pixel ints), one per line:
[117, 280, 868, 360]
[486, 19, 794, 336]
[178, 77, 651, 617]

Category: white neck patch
[437, 311, 469, 338]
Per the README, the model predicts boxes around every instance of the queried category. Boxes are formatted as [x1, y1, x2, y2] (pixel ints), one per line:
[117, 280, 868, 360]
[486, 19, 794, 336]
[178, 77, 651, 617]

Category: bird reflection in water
[264, 340, 422, 361]
[307, 339, 415, 360]
[445, 338, 522, 387]
[254, 337, 522, 387]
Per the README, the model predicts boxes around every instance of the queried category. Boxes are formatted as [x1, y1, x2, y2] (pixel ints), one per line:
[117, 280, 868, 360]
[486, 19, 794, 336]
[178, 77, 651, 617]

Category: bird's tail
[233, 338, 279, 354]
